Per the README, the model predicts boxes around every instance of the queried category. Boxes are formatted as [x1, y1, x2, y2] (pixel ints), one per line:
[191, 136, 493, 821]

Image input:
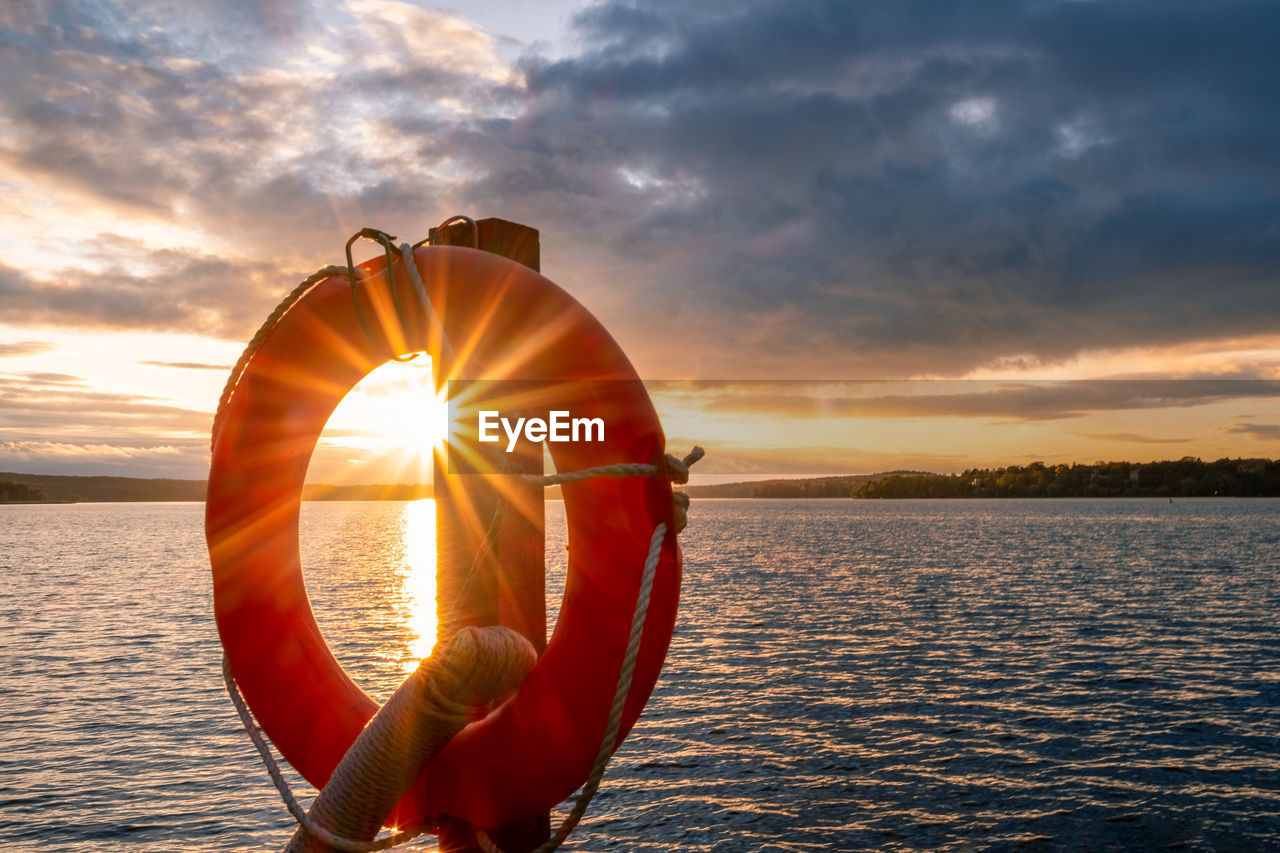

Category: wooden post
[432, 218, 549, 853]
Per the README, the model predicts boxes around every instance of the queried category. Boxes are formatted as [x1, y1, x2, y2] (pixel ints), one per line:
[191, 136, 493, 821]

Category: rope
[440, 448, 704, 632]
[522, 448, 701, 533]
[211, 224, 456, 454]
[223, 657, 429, 852]
[398, 241, 456, 369]
[211, 265, 347, 451]
[522, 447, 704, 488]
[465, 450, 703, 852]
[284, 627, 538, 853]
[476, 522, 667, 853]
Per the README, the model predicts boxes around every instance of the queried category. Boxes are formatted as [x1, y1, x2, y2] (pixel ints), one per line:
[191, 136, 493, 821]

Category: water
[2, 499, 1278, 850]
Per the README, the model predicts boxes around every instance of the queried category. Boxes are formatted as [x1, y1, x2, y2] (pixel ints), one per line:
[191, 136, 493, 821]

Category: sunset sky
[1, 0, 1278, 483]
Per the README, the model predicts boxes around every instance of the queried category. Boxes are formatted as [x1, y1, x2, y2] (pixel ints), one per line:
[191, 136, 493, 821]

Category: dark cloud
[0, 251, 305, 339]
[450, 0, 1280, 375]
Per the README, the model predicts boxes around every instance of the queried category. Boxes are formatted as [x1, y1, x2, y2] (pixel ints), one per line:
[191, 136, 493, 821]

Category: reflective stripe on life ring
[206, 245, 681, 830]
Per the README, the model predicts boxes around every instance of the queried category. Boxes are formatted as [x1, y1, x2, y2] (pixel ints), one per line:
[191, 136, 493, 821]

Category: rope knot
[671, 491, 691, 534]
[666, 446, 702, 533]
[664, 446, 704, 485]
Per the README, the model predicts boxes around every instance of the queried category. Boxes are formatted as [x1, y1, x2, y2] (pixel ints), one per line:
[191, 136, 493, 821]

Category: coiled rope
[218, 222, 703, 851]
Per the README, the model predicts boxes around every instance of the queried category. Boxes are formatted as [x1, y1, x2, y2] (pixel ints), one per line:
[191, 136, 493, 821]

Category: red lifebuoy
[206, 245, 681, 830]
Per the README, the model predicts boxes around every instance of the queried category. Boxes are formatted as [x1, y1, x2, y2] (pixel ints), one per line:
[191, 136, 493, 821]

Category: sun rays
[306, 356, 448, 486]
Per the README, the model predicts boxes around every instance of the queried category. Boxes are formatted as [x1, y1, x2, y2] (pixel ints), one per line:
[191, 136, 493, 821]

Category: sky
[1, 0, 1278, 482]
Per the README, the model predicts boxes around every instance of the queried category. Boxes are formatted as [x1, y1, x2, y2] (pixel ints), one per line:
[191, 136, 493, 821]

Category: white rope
[521, 449, 701, 533]
[522, 447, 704, 488]
[283, 627, 537, 852]
[476, 522, 667, 853]
[525, 462, 660, 487]
[222, 658, 431, 853]
[398, 242, 457, 372]
[212, 228, 452, 451]
[212, 265, 347, 451]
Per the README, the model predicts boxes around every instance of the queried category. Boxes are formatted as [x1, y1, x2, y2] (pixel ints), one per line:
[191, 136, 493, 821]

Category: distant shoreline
[3, 457, 1277, 503]
[697, 458, 1280, 499]
[0, 473, 431, 504]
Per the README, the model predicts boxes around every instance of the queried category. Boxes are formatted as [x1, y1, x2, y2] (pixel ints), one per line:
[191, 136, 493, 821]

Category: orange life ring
[206, 245, 681, 831]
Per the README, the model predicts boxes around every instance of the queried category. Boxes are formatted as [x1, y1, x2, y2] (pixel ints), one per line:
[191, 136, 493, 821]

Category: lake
[1, 498, 1278, 850]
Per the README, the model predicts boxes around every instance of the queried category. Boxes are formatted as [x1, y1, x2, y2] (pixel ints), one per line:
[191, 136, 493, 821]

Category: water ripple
[1, 498, 1277, 850]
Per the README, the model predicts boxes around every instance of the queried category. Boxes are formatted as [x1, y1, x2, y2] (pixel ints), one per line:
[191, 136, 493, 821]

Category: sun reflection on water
[401, 499, 438, 672]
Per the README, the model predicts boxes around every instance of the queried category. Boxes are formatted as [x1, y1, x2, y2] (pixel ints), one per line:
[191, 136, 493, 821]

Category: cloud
[20, 372, 82, 385]
[660, 379, 1280, 422]
[140, 361, 231, 371]
[0, 439, 205, 478]
[0, 341, 55, 357]
[0, 440, 182, 459]
[1069, 432, 1191, 445]
[0, 373, 210, 436]
[1, 0, 1278, 381]
[0, 250, 309, 339]
[0, 0, 519, 290]
[1227, 423, 1280, 441]
[453, 0, 1280, 375]
[0, 370, 213, 476]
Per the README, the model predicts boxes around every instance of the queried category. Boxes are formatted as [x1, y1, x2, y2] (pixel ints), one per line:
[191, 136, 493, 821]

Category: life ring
[206, 244, 681, 831]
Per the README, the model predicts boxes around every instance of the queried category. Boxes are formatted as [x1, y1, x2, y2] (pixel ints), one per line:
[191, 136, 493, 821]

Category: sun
[307, 356, 450, 485]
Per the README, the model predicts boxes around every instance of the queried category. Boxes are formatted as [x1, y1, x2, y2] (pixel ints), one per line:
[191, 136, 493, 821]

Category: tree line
[851, 458, 1280, 499]
[0, 480, 49, 502]
[4, 458, 1278, 503]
